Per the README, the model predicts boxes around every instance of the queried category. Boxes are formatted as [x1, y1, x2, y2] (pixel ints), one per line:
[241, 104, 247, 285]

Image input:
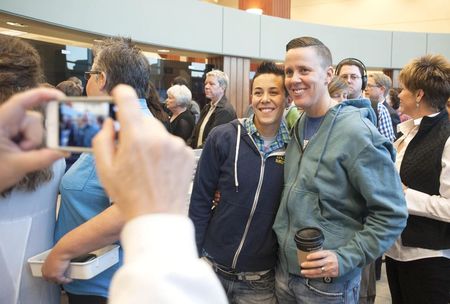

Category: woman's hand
[41, 248, 73, 284]
[300, 250, 339, 278]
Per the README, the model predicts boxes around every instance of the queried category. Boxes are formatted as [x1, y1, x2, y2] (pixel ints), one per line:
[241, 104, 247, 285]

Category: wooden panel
[239, 0, 290, 19]
[223, 56, 251, 118]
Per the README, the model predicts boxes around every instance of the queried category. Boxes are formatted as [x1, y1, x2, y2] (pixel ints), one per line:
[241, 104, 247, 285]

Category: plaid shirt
[243, 116, 290, 159]
[377, 102, 396, 142]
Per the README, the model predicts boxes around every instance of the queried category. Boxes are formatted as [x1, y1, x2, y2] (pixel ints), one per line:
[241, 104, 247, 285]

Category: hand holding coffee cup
[294, 227, 324, 267]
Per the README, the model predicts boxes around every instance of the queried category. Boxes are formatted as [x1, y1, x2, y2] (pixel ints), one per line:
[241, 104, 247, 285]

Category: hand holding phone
[46, 97, 116, 153]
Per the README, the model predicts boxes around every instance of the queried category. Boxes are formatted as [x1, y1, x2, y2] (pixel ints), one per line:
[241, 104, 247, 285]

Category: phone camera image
[58, 99, 116, 150]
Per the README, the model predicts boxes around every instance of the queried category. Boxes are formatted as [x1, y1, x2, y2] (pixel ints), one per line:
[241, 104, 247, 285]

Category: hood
[337, 98, 377, 125]
[296, 98, 377, 179]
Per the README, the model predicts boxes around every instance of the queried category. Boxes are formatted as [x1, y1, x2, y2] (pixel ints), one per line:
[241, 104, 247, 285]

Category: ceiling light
[6, 21, 28, 28]
[246, 8, 263, 15]
[0, 29, 27, 36]
[157, 49, 170, 53]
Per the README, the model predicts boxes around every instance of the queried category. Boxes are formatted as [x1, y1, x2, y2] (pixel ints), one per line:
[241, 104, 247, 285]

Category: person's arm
[378, 105, 396, 142]
[93, 85, 227, 303]
[0, 88, 66, 191]
[336, 140, 407, 276]
[109, 215, 227, 304]
[210, 105, 236, 130]
[174, 117, 195, 143]
[405, 137, 450, 222]
[188, 131, 221, 252]
[42, 204, 124, 284]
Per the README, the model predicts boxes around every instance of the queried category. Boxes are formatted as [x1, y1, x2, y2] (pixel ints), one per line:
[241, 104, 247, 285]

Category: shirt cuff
[120, 214, 198, 264]
[405, 187, 428, 215]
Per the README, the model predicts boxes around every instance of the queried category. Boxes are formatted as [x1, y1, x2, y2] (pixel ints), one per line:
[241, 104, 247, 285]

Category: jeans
[217, 271, 277, 304]
[275, 267, 360, 304]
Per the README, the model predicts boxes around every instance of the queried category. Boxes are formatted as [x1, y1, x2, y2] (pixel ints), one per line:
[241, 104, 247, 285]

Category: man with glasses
[366, 73, 400, 136]
[336, 58, 396, 143]
[42, 37, 152, 304]
[336, 59, 396, 303]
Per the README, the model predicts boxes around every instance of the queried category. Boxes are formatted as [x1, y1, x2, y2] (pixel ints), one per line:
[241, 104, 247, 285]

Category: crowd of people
[0, 32, 449, 304]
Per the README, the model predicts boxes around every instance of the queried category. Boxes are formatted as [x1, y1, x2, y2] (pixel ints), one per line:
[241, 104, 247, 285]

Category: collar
[243, 115, 290, 145]
[397, 112, 439, 135]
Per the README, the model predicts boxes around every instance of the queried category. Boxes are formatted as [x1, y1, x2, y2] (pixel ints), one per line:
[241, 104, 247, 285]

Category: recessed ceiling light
[246, 8, 263, 15]
[6, 21, 28, 28]
[157, 49, 170, 53]
[0, 29, 27, 36]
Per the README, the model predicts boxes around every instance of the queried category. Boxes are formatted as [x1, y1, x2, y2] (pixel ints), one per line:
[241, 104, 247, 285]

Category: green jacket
[273, 99, 408, 282]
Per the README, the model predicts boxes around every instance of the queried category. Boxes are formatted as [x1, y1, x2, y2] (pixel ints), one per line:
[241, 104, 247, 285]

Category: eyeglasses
[366, 84, 381, 88]
[339, 74, 361, 81]
[84, 71, 101, 81]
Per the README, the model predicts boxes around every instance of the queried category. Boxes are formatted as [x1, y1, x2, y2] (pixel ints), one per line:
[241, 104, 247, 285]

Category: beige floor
[375, 261, 392, 304]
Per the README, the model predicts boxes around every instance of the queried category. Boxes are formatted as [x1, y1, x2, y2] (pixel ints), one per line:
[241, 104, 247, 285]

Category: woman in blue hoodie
[189, 61, 290, 304]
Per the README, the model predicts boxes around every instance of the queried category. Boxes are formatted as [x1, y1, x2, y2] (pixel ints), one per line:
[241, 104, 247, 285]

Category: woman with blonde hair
[328, 75, 349, 103]
[385, 54, 450, 304]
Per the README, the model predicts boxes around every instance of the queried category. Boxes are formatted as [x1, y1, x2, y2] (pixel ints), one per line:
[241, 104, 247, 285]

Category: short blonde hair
[328, 76, 349, 100]
[399, 54, 450, 110]
[206, 70, 229, 91]
[369, 73, 392, 97]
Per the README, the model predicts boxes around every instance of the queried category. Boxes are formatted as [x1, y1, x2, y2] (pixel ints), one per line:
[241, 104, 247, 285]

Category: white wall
[1, 0, 449, 68]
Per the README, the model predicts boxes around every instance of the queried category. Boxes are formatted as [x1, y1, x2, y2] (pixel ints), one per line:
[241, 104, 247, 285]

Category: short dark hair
[252, 61, 287, 96]
[389, 88, 401, 110]
[399, 54, 450, 110]
[172, 76, 190, 88]
[286, 36, 332, 68]
[93, 37, 150, 98]
[56, 80, 83, 96]
[0, 36, 43, 103]
[336, 58, 366, 78]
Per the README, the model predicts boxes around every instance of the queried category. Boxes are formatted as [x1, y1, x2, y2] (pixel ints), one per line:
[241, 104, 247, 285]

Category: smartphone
[70, 253, 97, 263]
[46, 97, 116, 152]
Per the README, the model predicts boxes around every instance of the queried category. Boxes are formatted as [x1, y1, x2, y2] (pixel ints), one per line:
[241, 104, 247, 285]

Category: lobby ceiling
[203, 0, 450, 34]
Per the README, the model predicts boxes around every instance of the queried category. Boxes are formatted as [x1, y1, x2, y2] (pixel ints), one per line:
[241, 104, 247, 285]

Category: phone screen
[47, 98, 116, 152]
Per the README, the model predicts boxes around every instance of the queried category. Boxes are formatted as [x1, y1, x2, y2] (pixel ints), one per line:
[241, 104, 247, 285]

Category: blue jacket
[189, 119, 286, 271]
[273, 99, 408, 282]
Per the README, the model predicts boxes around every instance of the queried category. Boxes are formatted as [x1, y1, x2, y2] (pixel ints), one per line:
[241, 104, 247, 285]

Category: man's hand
[93, 85, 195, 220]
[0, 88, 67, 192]
[300, 250, 339, 278]
[42, 248, 73, 285]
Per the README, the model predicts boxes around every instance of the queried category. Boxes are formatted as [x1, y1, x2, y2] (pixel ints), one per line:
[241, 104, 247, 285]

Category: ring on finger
[321, 266, 325, 273]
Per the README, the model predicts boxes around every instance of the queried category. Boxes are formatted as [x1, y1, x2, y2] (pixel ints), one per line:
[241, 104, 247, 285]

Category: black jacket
[189, 96, 236, 148]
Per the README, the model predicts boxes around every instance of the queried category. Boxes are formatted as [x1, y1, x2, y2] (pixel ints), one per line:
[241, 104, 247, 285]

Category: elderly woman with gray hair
[166, 84, 195, 143]
[190, 70, 236, 148]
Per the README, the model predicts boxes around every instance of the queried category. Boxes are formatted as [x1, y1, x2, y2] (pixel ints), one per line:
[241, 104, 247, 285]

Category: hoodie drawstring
[234, 123, 241, 192]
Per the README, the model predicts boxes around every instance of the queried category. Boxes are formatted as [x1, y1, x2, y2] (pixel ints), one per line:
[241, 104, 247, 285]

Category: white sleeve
[405, 137, 450, 223]
[109, 214, 227, 304]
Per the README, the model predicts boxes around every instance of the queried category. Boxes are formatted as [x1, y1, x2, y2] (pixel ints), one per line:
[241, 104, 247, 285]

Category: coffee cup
[294, 227, 324, 267]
